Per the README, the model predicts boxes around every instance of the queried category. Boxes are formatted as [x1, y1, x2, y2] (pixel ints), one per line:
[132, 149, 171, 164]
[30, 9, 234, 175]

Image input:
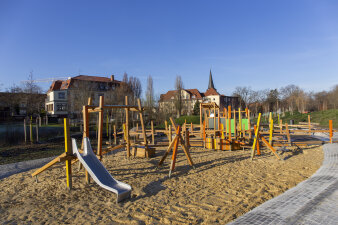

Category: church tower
[208, 69, 216, 90]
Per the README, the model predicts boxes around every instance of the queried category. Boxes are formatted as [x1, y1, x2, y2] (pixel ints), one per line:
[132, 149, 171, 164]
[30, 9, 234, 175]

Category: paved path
[0, 156, 55, 180]
[229, 143, 338, 225]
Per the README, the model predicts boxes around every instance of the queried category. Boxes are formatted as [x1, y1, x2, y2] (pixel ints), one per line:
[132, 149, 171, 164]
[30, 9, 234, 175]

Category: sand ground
[0, 145, 323, 224]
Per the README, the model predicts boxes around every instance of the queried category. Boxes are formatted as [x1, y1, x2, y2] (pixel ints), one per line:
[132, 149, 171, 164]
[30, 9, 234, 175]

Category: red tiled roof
[185, 89, 203, 99]
[72, 75, 120, 83]
[48, 80, 63, 92]
[204, 88, 220, 96]
[160, 90, 177, 101]
[48, 75, 121, 92]
[160, 89, 203, 101]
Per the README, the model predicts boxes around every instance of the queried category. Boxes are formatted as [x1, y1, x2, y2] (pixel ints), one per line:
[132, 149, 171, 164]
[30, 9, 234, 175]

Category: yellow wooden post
[251, 113, 261, 160]
[221, 123, 225, 139]
[269, 112, 272, 124]
[269, 118, 273, 145]
[64, 118, 72, 190]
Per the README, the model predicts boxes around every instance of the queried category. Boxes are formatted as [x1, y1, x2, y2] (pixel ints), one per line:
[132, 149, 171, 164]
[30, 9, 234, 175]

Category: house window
[58, 92, 65, 99]
[47, 104, 53, 112]
[56, 103, 67, 111]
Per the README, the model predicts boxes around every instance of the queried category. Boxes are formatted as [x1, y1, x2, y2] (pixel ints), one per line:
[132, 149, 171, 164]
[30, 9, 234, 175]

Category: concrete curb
[228, 143, 338, 225]
[0, 156, 55, 180]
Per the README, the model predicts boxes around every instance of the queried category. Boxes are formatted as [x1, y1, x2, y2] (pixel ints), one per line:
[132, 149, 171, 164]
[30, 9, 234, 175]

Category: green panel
[241, 119, 249, 130]
[225, 119, 235, 133]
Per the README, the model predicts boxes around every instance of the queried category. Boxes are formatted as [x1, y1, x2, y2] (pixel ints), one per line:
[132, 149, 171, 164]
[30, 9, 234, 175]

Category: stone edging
[228, 143, 338, 225]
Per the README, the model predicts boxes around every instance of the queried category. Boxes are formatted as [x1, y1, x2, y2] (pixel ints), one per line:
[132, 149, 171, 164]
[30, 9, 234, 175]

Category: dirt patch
[0, 145, 323, 224]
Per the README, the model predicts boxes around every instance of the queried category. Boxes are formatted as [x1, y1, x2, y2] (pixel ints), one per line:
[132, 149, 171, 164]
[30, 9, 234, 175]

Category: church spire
[208, 69, 215, 90]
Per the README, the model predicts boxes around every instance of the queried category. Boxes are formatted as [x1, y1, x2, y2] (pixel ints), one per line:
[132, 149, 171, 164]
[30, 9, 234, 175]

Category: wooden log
[260, 134, 282, 160]
[308, 115, 311, 136]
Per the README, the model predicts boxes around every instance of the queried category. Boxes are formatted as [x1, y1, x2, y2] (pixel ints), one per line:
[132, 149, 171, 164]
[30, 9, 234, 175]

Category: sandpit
[0, 146, 323, 224]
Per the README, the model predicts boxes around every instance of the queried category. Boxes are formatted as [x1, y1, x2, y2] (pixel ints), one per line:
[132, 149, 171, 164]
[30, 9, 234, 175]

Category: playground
[0, 143, 323, 224]
[1, 96, 336, 224]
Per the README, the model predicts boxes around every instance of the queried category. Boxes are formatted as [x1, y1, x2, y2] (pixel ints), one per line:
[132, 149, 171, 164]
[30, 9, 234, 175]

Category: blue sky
[1, 0, 338, 97]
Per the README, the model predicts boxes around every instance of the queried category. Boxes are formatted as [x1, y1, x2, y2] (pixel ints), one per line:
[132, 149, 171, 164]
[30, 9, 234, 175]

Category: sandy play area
[0, 145, 323, 224]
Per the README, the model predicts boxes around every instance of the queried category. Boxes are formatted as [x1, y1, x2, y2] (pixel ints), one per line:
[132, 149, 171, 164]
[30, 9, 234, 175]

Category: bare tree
[174, 75, 184, 118]
[146, 75, 154, 108]
[232, 86, 253, 108]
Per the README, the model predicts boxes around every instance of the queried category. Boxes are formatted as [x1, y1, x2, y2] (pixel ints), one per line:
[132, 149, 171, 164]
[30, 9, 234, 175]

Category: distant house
[0, 92, 46, 120]
[45, 75, 121, 118]
[159, 71, 239, 115]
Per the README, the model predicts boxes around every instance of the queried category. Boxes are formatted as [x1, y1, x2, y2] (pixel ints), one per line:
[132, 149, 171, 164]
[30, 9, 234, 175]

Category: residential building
[159, 71, 239, 115]
[45, 75, 121, 118]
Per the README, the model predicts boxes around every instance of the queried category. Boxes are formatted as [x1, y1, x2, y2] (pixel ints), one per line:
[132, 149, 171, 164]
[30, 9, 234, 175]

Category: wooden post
[24, 119, 27, 143]
[308, 115, 311, 135]
[251, 113, 261, 160]
[106, 114, 109, 137]
[169, 126, 181, 177]
[30, 118, 33, 143]
[200, 103, 203, 138]
[108, 123, 112, 145]
[82, 105, 90, 184]
[125, 96, 130, 158]
[97, 96, 104, 158]
[113, 124, 117, 145]
[36, 117, 39, 143]
[169, 125, 172, 143]
[217, 108, 220, 134]
[213, 103, 216, 138]
[39, 116, 41, 127]
[45, 114, 48, 125]
[191, 122, 193, 133]
[238, 108, 242, 138]
[233, 108, 237, 138]
[228, 105, 231, 143]
[285, 123, 291, 146]
[151, 120, 155, 145]
[329, 120, 333, 144]
[269, 118, 273, 145]
[64, 118, 72, 190]
[280, 119, 283, 134]
[137, 98, 148, 157]
[248, 109, 252, 139]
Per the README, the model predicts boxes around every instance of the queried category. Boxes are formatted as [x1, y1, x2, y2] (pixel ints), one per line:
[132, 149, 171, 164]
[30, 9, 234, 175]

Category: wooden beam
[31, 153, 67, 177]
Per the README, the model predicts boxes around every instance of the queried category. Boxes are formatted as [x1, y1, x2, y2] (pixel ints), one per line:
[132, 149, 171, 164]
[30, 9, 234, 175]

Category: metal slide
[72, 138, 131, 202]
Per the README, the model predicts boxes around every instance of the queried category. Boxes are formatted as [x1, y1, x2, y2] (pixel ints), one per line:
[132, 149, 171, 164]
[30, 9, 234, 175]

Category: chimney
[110, 75, 114, 82]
